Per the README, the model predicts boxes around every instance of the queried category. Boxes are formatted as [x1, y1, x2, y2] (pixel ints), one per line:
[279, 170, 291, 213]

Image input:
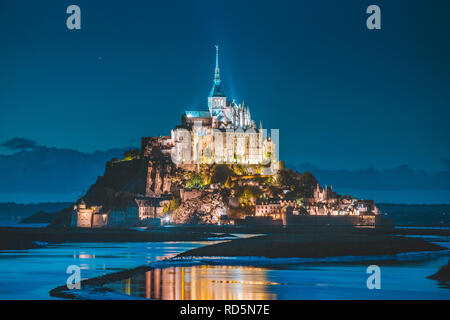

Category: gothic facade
[171, 46, 277, 167]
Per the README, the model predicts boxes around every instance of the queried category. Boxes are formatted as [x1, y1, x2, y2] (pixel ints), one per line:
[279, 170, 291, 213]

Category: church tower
[208, 45, 227, 117]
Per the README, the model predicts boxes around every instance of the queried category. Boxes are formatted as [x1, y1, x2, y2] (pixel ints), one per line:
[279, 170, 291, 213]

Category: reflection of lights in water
[73, 252, 95, 259]
[107, 265, 276, 300]
[211, 279, 280, 285]
[125, 278, 131, 295]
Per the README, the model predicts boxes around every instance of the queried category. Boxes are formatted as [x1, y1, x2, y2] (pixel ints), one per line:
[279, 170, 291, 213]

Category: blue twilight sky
[0, 0, 449, 171]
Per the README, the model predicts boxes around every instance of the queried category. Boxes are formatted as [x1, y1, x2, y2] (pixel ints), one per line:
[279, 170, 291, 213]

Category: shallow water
[104, 256, 449, 300]
[0, 237, 448, 300]
[0, 241, 209, 299]
[396, 226, 450, 230]
[104, 241, 450, 300]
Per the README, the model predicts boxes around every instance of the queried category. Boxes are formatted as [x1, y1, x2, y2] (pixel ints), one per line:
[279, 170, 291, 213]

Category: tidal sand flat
[428, 261, 450, 288]
[176, 230, 446, 259]
[0, 227, 224, 250]
[48, 229, 449, 300]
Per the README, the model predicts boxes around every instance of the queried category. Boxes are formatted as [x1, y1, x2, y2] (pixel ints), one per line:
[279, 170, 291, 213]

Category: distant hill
[20, 210, 60, 224]
[293, 163, 450, 191]
[0, 146, 131, 196]
[0, 202, 72, 222]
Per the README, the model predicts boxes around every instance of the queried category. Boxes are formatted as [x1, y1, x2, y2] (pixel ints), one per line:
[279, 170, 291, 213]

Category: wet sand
[0, 226, 224, 250]
[177, 230, 447, 259]
[2, 224, 448, 250]
[47, 228, 449, 299]
[428, 261, 450, 287]
[49, 265, 154, 299]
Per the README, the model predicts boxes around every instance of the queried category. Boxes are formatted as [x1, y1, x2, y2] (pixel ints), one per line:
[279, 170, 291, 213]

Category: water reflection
[107, 266, 277, 300]
[0, 242, 208, 299]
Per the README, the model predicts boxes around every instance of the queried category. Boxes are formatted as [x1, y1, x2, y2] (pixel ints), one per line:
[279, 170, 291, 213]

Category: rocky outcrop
[171, 190, 227, 224]
[82, 153, 176, 209]
[145, 159, 174, 196]
[81, 158, 144, 209]
[66, 135, 324, 226]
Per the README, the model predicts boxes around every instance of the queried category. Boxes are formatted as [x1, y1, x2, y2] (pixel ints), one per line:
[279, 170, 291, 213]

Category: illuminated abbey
[171, 46, 277, 167]
[71, 47, 385, 229]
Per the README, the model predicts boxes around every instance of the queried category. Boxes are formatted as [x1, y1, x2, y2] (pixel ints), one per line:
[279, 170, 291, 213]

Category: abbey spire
[209, 45, 225, 98]
[205, 45, 254, 129]
[214, 45, 221, 85]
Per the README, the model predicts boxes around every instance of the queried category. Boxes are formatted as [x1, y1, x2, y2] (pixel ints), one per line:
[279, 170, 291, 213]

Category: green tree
[186, 173, 204, 189]
[224, 176, 235, 189]
[162, 197, 180, 214]
[123, 149, 140, 161]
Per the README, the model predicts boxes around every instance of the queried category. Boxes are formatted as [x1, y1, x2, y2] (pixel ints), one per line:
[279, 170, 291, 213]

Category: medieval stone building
[71, 200, 106, 228]
[313, 184, 338, 203]
[169, 46, 277, 169]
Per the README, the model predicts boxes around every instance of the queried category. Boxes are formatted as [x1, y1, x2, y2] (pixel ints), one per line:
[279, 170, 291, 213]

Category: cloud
[0, 138, 38, 151]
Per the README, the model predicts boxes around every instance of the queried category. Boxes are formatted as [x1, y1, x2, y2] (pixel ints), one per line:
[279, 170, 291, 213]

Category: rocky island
[47, 46, 389, 231]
